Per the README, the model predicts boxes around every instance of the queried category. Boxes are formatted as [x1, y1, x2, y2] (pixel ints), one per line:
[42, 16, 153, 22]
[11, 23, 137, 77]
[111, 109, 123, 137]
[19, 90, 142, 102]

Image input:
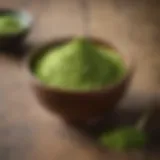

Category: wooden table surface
[0, 0, 160, 159]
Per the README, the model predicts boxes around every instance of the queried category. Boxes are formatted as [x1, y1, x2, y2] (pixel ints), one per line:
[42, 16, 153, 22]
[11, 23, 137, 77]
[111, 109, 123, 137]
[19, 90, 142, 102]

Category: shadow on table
[68, 93, 160, 150]
[0, 41, 34, 60]
[71, 109, 160, 150]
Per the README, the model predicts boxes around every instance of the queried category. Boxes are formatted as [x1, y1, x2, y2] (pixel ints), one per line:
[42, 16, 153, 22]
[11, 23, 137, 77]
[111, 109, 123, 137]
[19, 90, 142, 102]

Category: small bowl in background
[0, 9, 33, 50]
[26, 37, 134, 124]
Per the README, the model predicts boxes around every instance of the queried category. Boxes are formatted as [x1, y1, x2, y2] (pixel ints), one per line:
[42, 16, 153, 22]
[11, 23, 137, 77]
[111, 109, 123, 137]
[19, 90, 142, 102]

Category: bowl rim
[25, 36, 134, 96]
[0, 8, 33, 36]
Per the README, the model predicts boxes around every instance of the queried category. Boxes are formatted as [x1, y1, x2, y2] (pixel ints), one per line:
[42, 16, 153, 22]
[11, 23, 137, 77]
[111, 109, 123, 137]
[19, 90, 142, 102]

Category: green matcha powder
[35, 38, 126, 91]
[0, 15, 22, 35]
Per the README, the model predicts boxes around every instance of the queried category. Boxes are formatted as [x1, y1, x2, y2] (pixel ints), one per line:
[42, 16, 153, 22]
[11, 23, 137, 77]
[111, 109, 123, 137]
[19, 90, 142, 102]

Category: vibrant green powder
[0, 15, 22, 35]
[99, 127, 147, 151]
[35, 38, 126, 91]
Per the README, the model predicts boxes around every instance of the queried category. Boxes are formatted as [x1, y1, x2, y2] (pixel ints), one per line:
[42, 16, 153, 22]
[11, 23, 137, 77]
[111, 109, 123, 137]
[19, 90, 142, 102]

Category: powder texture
[35, 38, 126, 91]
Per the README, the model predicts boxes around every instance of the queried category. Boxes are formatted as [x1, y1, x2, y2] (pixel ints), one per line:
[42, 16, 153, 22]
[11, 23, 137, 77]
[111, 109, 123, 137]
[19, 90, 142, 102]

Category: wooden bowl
[0, 9, 33, 49]
[26, 37, 133, 124]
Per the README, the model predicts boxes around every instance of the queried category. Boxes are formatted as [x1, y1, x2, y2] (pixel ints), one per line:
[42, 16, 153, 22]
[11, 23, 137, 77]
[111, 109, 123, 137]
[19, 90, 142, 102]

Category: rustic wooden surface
[0, 0, 160, 160]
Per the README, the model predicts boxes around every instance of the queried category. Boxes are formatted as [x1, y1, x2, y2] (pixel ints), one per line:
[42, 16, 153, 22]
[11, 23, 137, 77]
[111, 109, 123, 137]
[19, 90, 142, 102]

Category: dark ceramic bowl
[0, 9, 33, 49]
[26, 37, 134, 124]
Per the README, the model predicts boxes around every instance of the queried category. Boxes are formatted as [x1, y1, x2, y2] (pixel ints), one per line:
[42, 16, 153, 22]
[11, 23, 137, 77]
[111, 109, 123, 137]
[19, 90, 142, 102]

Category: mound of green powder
[35, 38, 126, 91]
[99, 127, 147, 151]
[0, 15, 22, 35]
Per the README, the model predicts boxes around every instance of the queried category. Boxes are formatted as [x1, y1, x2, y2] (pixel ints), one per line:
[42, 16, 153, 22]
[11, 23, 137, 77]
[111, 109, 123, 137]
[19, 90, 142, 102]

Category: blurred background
[0, 0, 160, 160]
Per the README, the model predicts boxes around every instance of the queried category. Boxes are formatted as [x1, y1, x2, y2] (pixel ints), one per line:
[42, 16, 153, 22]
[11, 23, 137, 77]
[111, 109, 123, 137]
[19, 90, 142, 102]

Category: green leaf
[99, 127, 147, 151]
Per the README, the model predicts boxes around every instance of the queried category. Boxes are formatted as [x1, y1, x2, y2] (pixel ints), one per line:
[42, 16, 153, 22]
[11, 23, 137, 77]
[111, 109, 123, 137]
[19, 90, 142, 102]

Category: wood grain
[28, 0, 84, 44]
[0, 0, 160, 160]
[89, 0, 160, 91]
[89, 0, 160, 109]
